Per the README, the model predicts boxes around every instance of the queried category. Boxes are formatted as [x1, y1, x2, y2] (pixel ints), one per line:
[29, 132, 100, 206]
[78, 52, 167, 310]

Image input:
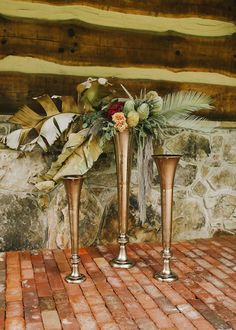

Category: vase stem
[63, 175, 86, 284]
[110, 129, 135, 268]
[152, 154, 181, 282]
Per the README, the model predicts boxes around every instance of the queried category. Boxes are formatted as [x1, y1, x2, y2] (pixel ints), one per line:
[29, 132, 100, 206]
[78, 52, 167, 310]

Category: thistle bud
[123, 100, 135, 113]
[127, 111, 139, 127]
[151, 96, 163, 115]
[137, 103, 149, 120]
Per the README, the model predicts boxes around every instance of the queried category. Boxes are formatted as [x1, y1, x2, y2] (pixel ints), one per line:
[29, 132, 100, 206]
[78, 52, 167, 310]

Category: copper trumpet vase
[110, 129, 135, 268]
[63, 175, 86, 284]
[153, 155, 181, 282]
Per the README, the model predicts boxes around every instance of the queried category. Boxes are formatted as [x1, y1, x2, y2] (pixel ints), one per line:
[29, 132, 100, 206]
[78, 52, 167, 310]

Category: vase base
[154, 271, 178, 282]
[110, 258, 135, 269]
[65, 273, 86, 284]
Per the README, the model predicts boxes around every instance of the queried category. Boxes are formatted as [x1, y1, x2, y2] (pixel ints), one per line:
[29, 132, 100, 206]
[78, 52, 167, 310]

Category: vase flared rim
[152, 154, 182, 159]
[63, 175, 84, 180]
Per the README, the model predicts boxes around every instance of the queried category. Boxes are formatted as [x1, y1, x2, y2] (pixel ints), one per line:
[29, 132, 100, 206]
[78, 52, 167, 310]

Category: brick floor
[1, 236, 236, 329]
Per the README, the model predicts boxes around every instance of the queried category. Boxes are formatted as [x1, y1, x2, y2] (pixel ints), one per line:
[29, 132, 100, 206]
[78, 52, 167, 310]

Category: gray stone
[208, 167, 236, 191]
[0, 149, 47, 192]
[211, 135, 223, 154]
[192, 181, 208, 196]
[175, 164, 197, 186]
[223, 143, 236, 163]
[99, 193, 160, 245]
[0, 193, 46, 251]
[173, 194, 206, 240]
[166, 131, 210, 161]
[211, 194, 236, 221]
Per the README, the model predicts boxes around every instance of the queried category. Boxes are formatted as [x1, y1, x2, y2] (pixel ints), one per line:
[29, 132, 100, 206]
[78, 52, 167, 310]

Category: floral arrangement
[1, 77, 214, 191]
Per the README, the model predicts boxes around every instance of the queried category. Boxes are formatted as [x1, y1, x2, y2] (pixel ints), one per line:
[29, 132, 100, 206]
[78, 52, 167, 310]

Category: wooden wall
[0, 0, 235, 119]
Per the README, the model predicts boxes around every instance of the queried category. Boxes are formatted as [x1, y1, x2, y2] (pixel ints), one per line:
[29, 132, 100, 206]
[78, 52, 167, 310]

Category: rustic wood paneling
[0, 17, 235, 76]
[0, 73, 235, 120]
[4, 0, 235, 21]
[1, 1, 235, 38]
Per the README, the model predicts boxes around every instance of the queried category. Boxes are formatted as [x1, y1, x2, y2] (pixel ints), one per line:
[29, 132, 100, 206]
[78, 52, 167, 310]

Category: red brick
[26, 321, 44, 330]
[0, 308, 5, 329]
[228, 320, 236, 330]
[21, 268, 34, 280]
[146, 307, 174, 328]
[2, 238, 236, 329]
[209, 268, 229, 280]
[177, 303, 201, 320]
[91, 304, 114, 324]
[198, 281, 224, 298]
[157, 285, 187, 305]
[208, 301, 236, 322]
[36, 282, 52, 297]
[135, 317, 158, 330]
[136, 293, 157, 310]
[61, 276, 83, 296]
[107, 276, 124, 288]
[192, 318, 216, 330]
[41, 310, 61, 330]
[154, 296, 179, 315]
[124, 301, 147, 319]
[24, 306, 42, 324]
[189, 298, 231, 329]
[6, 301, 23, 318]
[113, 288, 136, 304]
[61, 317, 80, 330]
[224, 277, 236, 289]
[69, 295, 91, 314]
[93, 257, 110, 267]
[83, 293, 104, 306]
[76, 312, 99, 330]
[6, 287, 22, 302]
[171, 281, 196, 300]
[5, 317, 25, 330]
[100, 322, 120, 330]
[39, 296, 55, 311]
[169, 312, 197, 330]
[143, 284, 163, 299]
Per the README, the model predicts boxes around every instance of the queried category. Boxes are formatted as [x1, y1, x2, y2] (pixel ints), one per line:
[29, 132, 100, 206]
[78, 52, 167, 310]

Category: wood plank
[0, 18, 235, 76]
[1, 1, 235, 37]
[0, 73, 235, 120]
[1, 0, 235, 22]
[1, 56, 235, 87]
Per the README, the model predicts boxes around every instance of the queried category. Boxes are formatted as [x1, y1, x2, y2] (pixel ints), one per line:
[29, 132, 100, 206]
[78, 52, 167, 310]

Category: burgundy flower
[106, 101, 124, 119]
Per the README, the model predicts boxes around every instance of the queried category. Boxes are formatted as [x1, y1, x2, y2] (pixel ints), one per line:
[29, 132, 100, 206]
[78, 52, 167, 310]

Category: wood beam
[1, 0, 235, 22]
[0, 18, 235, 76]
[0, 72, 235, 121]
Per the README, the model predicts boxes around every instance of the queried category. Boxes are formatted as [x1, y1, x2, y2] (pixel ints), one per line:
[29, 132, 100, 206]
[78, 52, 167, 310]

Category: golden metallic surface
[110, 129, 135, 269]
[63, 175, 86, 284]
[153, 155, 181, 282]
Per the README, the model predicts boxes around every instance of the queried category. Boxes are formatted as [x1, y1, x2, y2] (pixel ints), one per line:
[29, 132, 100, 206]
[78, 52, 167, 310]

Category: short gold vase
[152, 154, 181, 282]
[63, 175, 86, 284]
[110, 129, 135, 268]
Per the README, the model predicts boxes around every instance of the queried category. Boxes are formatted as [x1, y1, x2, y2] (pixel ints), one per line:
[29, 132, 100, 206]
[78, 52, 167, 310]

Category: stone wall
[1, 117, 236, 251]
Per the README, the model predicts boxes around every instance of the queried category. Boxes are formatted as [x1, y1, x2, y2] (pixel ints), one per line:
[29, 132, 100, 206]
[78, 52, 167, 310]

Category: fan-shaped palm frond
[160, 91, 214, 130]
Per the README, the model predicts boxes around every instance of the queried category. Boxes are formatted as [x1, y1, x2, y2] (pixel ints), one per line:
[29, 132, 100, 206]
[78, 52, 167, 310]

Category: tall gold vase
[110, 129, 135, 268]
[63, 175, 86, 284]
[152, 155, 181, 282]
